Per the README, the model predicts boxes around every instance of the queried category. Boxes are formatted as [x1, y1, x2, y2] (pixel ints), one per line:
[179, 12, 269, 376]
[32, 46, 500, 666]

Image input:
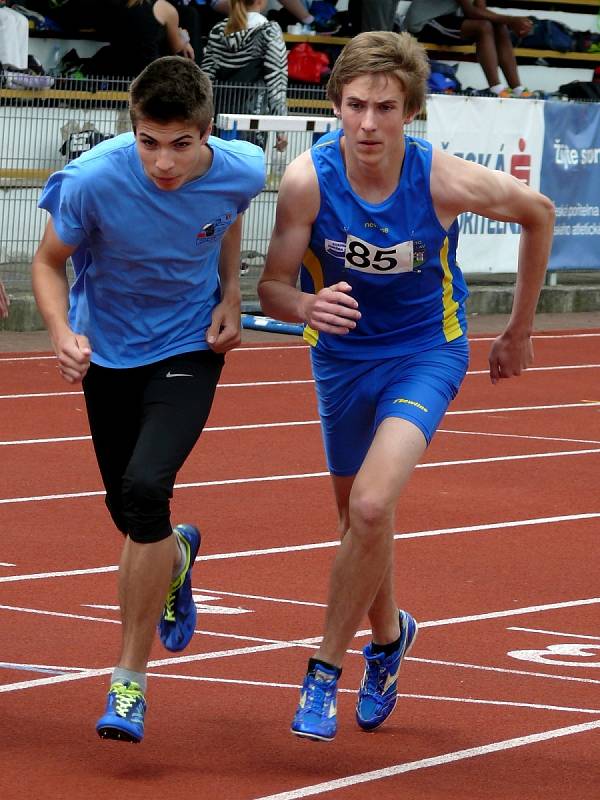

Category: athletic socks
[371, 633, 402, 657]
[490, 83, 508, 95]
[111, 667, 147, 692]
[308, 657, 342, 678]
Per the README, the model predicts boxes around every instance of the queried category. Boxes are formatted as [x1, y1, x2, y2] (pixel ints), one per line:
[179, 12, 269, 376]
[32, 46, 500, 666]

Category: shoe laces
[363, 657, 390, 696]
[162, 532, 190, 622]
[305, 674, 335, 715]
[163, 589, 177, 622]
[111, 682, 144, 718]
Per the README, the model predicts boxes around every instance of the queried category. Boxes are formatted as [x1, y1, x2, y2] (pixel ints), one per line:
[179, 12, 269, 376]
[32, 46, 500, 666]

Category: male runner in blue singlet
[258, 31, 555, 741]
[32, 56, 265, 743]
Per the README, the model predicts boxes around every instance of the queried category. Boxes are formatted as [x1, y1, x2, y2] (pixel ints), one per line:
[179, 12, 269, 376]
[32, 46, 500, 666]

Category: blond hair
[327, 31, 430, 118]
[224, 0, 255, 35]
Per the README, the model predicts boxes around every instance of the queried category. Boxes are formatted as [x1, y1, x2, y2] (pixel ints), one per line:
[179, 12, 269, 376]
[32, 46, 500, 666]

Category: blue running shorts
[311, 338, 470, 476]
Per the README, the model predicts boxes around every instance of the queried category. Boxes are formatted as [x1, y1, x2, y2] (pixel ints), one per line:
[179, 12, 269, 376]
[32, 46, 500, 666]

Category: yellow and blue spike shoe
[291, 663, 339, 742]
[356, 609, 418, 731]
[96, 681, 147, 743]
[158, 524, 200, 652]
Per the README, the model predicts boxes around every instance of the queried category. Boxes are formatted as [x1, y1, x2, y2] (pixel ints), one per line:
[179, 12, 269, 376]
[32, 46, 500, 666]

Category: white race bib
[344, 233, 415, 275]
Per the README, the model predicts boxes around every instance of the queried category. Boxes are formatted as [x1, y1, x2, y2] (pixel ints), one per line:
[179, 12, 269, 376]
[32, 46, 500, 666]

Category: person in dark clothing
[87, 0, 194, 78]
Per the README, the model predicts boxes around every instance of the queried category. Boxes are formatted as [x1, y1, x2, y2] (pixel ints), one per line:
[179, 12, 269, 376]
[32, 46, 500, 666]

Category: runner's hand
[53, 332, 92, 384]
[303, 282, 361, 335]
[206, 300, 241, 353]
[488, 330, 533, 384]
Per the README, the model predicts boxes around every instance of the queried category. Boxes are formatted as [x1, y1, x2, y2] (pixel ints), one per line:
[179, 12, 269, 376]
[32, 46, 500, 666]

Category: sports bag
[516, 18, 574, 52]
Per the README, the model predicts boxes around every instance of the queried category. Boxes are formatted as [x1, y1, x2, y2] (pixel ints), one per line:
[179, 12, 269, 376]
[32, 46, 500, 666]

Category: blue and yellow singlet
[302, 129, 468, 358]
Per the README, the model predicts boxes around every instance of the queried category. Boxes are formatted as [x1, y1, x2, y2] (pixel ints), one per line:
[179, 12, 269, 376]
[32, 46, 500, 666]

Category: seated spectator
[0, 278, 9, 320]
[86, 0, 194, 78]
[202, 0, 288, 150]
[404, 0, 534, 97]
[348, 0, 397, 33]
[264, 0, 342, 35]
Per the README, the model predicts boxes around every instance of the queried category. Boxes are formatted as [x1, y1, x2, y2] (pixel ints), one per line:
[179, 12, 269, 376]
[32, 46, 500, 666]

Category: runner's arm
[258, 152, 361, 334]
[431, 149, 555, 382]
[31, 219, 91, 383]
[207, 213, 243, 353]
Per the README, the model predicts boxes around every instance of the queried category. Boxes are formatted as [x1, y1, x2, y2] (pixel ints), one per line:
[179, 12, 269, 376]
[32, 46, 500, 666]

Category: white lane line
[1, 513, 599, 581]
[467, 363, 600, 375]
[3, 422, 600, 449]
[2, 450, 600, 506]
[1, 379, 600, 401]
[199, 512, 600, 561]
[251, 720, 600, 800]
[196, 588, 327, 608]
[143, 673, 600, 715]
[439, 429, 600, 446]
[0, 345, 308, 363]
[0, 632, 325, 694]
[0, 333, 597, 363]
[0, 604, 119, 624]
[2, 600, 600, 695]
[445, 402, 600, 415]
[0, 565, 118, 584]
[408, 597, 600, 630]
[0, 421, 320, 447]
[0, 435, 91, 446]
[0, 391, 82, 400]
[405, 656, 600, 686]
[508, 627, 600, 641]
[2, 654, 599, 716]
[2, 595, 599, 673]
[1, 600, 599, 693]
[0, 661, 86, 673]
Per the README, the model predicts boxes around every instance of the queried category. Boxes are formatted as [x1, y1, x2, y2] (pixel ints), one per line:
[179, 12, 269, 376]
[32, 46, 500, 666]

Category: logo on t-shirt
[324, 239, 346, 259]
[196, 212, 234, 246]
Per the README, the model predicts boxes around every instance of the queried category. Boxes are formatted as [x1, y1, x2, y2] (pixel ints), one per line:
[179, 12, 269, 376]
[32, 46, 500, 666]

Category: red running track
[0, 329, 599, 799]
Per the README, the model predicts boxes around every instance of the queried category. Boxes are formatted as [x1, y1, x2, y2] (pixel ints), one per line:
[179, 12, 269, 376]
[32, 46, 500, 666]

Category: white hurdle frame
[216, 113, 340, 139]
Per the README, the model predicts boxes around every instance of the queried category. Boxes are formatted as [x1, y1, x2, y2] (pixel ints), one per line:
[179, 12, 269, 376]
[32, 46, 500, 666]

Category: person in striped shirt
[202, 0, 288, 150]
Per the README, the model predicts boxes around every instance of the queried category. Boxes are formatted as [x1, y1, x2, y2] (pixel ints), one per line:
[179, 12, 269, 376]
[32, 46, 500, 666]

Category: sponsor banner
[426, 95, 545, 274]
[541, 101, 600, 270]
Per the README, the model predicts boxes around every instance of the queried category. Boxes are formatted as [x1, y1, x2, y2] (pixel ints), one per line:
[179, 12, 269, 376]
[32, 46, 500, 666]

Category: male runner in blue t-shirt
[258, 31, 555, 742]
[32, 56, 265, 743]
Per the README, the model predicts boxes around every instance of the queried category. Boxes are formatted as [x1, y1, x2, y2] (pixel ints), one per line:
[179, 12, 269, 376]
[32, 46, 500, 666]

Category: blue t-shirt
[302, 129, 468, 358]
[39, 133, 265, 368]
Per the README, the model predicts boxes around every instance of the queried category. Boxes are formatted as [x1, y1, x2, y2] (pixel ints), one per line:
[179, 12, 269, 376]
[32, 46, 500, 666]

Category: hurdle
[219, 113, 337, 337]
[216, 113, 340, 145]
[241, 314, 304, 336]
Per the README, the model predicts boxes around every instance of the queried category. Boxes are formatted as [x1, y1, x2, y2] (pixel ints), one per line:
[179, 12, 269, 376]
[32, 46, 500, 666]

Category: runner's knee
[121, 470, 173, 543]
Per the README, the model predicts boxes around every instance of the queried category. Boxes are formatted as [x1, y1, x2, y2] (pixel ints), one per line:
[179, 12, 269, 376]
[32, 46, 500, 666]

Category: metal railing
[0, 76, 425, 304]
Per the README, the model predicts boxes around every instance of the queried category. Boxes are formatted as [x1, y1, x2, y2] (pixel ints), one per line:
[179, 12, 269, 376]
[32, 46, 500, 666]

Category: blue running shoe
[158, 524, 200, 652]
[96, 681, 146, 743]
[356, 609, 418, 731]
[291, 663, 339, 742]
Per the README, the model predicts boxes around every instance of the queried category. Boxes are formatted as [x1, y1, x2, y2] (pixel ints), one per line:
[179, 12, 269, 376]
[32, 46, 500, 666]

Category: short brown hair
[129, 56, 214, 132]
[327, 31, 430, 118]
